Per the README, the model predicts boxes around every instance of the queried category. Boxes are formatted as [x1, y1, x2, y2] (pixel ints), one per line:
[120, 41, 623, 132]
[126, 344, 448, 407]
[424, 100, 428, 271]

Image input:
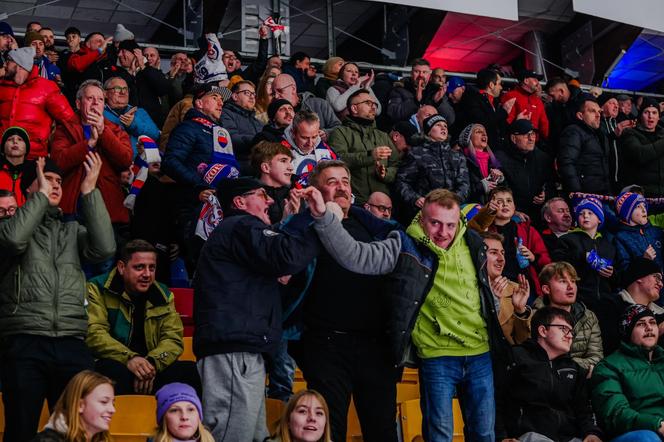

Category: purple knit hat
[615, 191, 647, 223]
[155, 383, 203, 424]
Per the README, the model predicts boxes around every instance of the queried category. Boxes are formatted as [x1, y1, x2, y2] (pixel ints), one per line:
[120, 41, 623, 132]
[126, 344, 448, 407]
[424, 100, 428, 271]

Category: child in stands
[32, 370, 115, 442]
[265, 389, 332, 442]
[151, 383, 214, 442]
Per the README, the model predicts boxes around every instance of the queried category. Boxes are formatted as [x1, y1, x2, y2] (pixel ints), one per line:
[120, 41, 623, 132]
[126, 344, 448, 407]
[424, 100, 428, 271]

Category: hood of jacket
[284, 122, 322, 155]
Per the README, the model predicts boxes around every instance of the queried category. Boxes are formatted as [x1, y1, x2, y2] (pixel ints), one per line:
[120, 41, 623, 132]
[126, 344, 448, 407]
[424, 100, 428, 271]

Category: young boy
[614, 191, 664, 275]
[0, 127, 31, 206]
[250, 140, 296, 223]
[472, 186, 551, 296]
[552, 197, 617, 317]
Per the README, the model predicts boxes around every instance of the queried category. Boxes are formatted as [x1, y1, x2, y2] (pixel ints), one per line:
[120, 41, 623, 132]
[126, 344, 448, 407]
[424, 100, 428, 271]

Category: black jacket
[110, 65, 172, 128]
[252, 124, 286, 145]
[545, 86, 582, 156]
[496, 339, 603, 441]
[455, 85, 508, 151]
[619, 125, 664, 196]
[386, 78, 454, 125]
[558, 121, 612, 194]
[495, 143, 554, 219]
[193, 210, 320, 358]
[551, 231, 617, 313]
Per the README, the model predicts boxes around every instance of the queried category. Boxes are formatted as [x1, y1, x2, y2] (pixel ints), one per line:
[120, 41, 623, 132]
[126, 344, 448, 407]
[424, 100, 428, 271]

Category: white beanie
[8, 47, 35, 72]
[194, 33, 227, 84]
[114, 24, 134, 43]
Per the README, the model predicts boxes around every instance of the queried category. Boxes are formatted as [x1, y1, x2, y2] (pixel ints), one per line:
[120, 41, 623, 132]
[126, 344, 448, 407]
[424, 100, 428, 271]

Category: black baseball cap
[517, 69, 543, 82]
[509, 119, 535, 135]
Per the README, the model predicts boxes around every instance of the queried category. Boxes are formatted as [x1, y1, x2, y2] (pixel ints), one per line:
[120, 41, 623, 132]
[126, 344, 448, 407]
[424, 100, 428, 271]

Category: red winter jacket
[0, 160, 28, 206]
[50, 114, 133, 224]
[501, 85, 549, 139]
[0, 68, 75, 159]
[67, 45, 104, 73]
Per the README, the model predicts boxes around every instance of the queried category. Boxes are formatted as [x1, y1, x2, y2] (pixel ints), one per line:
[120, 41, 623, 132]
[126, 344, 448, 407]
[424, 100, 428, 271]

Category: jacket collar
[223, 100, 256, 117]
[105, 268, 170, 308]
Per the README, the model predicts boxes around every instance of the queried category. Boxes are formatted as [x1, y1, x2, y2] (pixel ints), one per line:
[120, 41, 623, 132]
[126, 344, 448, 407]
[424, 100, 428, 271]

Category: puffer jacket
[592, 342, 664, 438]
[501, 85, 549, 139]
[558, 121, 612, 194]
[220, 100, 263, 169]
[50, 114, 133, 224]
[328, 117, 398, 203]
[0, 158, 30, 206]
[0, 68, 75, 159]
[613, 222, 664, 272]
[86, 269, 183, 372]
[103, 104, 161, 158]
[497, 339, 602, 441]
[0, 191, 115, 338]
[395, 140, 470, 214]
[534, 298, 603, 370]
[619, 125, 664, 196]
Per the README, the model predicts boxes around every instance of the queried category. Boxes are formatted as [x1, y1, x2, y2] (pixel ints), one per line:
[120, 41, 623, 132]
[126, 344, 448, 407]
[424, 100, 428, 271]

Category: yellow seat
[109, 395, 157, 442]
[265, 398, 285, 434]
[400, 398, 465, 442]
[180, 336, 196, 361]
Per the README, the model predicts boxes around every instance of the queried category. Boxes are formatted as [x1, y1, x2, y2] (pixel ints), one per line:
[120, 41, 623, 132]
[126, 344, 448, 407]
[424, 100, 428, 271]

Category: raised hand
[80, 152, 103, 195]
[511, 274, 530, 314]
[35, 157, 52, 197]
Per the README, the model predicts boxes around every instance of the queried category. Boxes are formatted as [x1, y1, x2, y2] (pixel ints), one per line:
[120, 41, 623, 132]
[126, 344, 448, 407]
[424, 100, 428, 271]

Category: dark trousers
[95, 358, 201, 396]
[298, 331, 399, 442]
[1, 334, 94, 442]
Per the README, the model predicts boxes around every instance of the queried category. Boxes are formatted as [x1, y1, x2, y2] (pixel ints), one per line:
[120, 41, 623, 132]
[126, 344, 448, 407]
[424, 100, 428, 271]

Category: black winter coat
[386, 78, 455, 126]
[619, 125, 664, 196]
[558, 122, 612, 194]
[193, 210, 320, 358]
[496, 339, 602, 441]
[455, 86, 508, 151]
[252, 124, 286, 145]
[495, 144, 554, 219]
[220, 101, 264, 170]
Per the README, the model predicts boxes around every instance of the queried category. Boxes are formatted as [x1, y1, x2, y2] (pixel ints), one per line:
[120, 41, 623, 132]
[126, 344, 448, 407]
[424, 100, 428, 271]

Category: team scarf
[283, 124, 337, 188]
[195, 193, 223, 241]
[194, 33, 227, 84]
[123, 135, 161, 210]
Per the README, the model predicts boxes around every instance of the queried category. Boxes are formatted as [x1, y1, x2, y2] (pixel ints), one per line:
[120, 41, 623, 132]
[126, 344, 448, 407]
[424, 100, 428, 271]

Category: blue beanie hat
[574, 197, 604, 227]
[615, 191, 647, 223]
[447, 76, 465, 93]
[155, 383, 203, 424]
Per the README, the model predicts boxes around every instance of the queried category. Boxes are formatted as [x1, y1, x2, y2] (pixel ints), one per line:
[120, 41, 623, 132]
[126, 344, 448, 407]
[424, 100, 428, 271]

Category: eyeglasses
[273, 83, 295, 96]
[106, 86, 129, 94]
[236, 90, 256, 98]
[544, 324, 575, 338]
[353, 99, 378, 108]
[241, 188, 269, 200]
[367, 203, 392, 214]
[651, 274, 663, 283]
[0, 206, 17, 217]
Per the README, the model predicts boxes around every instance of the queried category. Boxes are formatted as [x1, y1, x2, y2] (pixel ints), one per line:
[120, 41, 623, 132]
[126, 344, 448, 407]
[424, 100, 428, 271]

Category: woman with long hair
[31, 370, 115, 442]
[256, 73, 278, 123]
[326, 62, 381, 119]
[150, 383, 214, 442]
[265, 390, 332, 442]
[457, 123, 503, 204]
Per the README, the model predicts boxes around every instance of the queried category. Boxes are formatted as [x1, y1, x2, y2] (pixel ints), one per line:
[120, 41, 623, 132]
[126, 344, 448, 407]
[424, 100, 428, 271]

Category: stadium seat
[171, 287, 194, 337]
[109, 395, 157, 442]
[400, 398, 465, 442]
[266, 398, 285, 434]
[180, 336, 196, 361]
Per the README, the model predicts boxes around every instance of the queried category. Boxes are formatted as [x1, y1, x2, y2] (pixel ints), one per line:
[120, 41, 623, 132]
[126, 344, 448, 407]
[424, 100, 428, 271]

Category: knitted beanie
[24, 31, 44, 47]
[422, 114, 446, 135]
[155, 383, 202, 424]
[2, 126, 30, 157]
[620, 304, 655, 341]
[8, 47, 36, 72]
[267, 99, 292, 121]
[574, 197, 605, 227]
[114, 24, 135, 43]
[615, 191, 647, 223]
[458, 124, 479, 149]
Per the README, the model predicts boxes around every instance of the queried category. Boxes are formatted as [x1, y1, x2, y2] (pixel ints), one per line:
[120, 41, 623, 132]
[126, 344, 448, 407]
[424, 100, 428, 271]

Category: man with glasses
[221, 24, 269, 84]
[102, 76, 160, 157]
[495, 119, 554, 221]
[363, 191, 393, 220]
[0, 189, 17, 219]
[535, 262, 604, 371]
[592, 304, 664, 442]
[272, 73, 340, 138]
[329, 89, 398, 204]
[221, 80, 263, 173]
[496, 306, 603, 442]
[194, 176, 324, 441]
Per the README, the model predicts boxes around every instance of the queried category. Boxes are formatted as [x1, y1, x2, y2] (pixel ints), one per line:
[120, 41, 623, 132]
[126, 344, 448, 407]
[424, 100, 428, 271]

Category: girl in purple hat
[151, 383, 213, 442]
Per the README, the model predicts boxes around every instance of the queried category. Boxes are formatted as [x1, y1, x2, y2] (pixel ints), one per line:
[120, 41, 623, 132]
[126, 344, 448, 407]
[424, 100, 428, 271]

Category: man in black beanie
[251, 98, 294, 144]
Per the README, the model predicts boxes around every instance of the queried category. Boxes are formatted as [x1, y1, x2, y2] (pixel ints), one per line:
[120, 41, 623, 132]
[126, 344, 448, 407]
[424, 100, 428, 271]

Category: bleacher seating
[171, 287, 194, 337]
[108, 395, 157, 442]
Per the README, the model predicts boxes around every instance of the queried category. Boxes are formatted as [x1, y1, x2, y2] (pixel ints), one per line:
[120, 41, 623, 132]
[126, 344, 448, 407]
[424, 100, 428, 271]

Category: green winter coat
[328, 117, 398, 204]
[0, 190, 115, 338]
[86, 269, 184, 372]
[591, 342, 664, 437]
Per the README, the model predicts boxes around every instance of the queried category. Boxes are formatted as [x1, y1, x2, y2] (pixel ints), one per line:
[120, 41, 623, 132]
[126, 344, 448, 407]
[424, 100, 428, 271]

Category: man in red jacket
[0, 47, 74, 158]
[50, 79, 133, 230]
[501, 69, 549, 139]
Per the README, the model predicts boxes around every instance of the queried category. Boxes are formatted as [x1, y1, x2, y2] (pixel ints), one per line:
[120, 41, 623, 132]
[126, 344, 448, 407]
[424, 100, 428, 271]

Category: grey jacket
[299, 91, 341, 134]
[0, 190, 115, 338]
[220, 100, 263, 167]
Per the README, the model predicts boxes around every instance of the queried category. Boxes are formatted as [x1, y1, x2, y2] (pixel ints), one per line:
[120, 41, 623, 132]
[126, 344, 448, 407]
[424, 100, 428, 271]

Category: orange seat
[180, 336, 196, 361]
[109, 395, 157, 442]
[400, 398, 465, 442]
[266, 398, 285, 434]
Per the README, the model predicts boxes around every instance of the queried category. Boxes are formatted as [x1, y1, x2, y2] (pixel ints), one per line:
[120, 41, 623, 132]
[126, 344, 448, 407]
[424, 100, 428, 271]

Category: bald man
[364, 191, 393, 219]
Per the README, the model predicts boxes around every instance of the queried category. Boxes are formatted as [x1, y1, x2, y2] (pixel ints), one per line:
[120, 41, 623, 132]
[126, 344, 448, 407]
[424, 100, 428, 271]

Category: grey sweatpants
[197, 352, 268, 442]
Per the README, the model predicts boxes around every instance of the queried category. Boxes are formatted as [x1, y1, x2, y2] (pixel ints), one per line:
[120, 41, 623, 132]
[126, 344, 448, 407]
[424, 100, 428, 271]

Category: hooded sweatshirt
[407, 215, 489, 358]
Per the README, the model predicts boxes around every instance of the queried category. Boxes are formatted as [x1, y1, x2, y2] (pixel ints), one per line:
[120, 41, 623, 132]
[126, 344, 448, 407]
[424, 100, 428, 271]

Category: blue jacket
[103, 105, 160, 157]
[193, 209, 320, 358]
[613, 222, 664, 272]
[162, 108, 237, 188]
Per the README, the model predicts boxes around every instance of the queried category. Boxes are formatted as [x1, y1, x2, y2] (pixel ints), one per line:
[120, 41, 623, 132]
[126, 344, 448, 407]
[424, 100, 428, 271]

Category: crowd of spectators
[3, 15, 664, 442]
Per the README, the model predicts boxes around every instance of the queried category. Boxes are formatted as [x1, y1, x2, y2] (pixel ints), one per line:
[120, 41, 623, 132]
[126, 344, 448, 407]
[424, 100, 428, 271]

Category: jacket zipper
[52, 224, 59, 336]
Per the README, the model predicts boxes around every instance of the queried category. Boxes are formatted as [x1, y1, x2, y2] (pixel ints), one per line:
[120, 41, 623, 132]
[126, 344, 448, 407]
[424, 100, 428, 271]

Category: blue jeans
[611, 430, 661, 442]
[419, 352, 495, 442]
[267, 339, 295, 402]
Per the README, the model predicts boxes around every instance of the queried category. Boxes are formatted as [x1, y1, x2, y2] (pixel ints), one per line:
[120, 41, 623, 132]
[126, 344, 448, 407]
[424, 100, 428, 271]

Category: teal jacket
[592, 341, 664, 437]
[0, 190, 115, 338]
